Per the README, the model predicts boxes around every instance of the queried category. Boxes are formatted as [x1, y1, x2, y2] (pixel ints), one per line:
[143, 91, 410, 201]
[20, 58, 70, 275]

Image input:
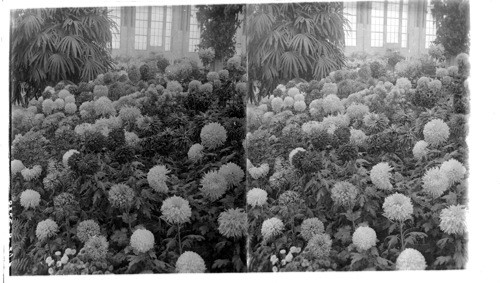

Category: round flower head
[21, 165, 43, 181]
[94, 96, 116, 117]
[218, 162, 244, 187]
[200, 170, 228, 201]
[396, 248, 427, 270]
[187, 143, 204, 162]
[11, 159, 25, 175]
[422, 167, 450, 198]
[218, 208, 247, 238]
[161, 196, 192, 225]
[383, 193, 413, 222]
[304, 233, 332, 258]
[395, 77, 412, 92]
[20, 189, 41, 209]
[76, 220, 100, 242]
[271, 97, 284, 112]
[83, 236, 109, 261]
[439, 205, 467, 235]
[54, 98, 65, 109]
[247, 188, 268, 207]
[36, 219, 59, 241]
[294, 101, 307, 112]
[352, 226, 377, 251]
[412, 140, 428, 159]
[175, 251, 206, 273]
[423, 119, 450, 146]
[64, 102, 77, 114]
[370, 162, 393, 190]
[62, 149, 79, 167]
[283, 96, 295, 108]
[119, 106, 142, 123]
[287, 87, 300, 97]
[125, 131, 140, 146]
[200, 122, 227, 150]
[130, 228, 154, 253]
[440, 159, 466, 184]
[346, 103, 369, 120]
[147, 165, 169, 194]
[294, 92, 305, 101]
[64, 94, 75, 103]
[350, 129, 367, 146]
[289, 147, 306, 164]
[330, 181, 359, 208]
[302, 121, 322, 135]
[108, 184, 135, 209]
[261, 217, 284, 241]
[322, 95, 344, 114]
[42, 99, 54, 115]
[300, 218, 325, 241]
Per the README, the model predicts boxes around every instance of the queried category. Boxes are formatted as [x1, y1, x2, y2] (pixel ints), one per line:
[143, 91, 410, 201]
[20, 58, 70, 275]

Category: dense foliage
[246, 51, 469, 271]
[10, 56, 247, 275]
[431, 0, 470, 57]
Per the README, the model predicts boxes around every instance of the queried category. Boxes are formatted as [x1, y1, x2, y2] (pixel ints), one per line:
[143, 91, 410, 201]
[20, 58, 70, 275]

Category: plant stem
[177, 224, 183, 255]
[399, 220, 405, 252]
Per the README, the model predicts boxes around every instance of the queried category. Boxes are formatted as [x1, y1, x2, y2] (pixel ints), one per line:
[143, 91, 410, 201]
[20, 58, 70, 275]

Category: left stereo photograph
[9, 5, 248, 274]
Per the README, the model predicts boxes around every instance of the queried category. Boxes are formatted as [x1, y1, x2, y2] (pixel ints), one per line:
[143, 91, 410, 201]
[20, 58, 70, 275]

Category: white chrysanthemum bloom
[287, 87, 300, 97]
[218, 208, 247, 238]
[147, 165, 170, 194]
[84, 236, 109, 261]
[422, 167, 450, 198]
[439, 205, 467, 235]
[125, 131, 140, 146]
[62, 149, 79, 167]
[271, 97, 284, 112]
[440, 159, 466, 184]
[218, 162, 244, 187]
[309, 99, 322, 111]
[370, 162, 393, 190]
[64, 103, 77, 114]
[79, 101, 94, 114]
[261, 217, 284, 240]
[395, 77, 412, 92]
[301, 121, 322, 135]
[346, 103, 370, 120]
[161, 196, 192, 225]
[294, 93, 305, 102]
[64, 94, 75, 104]
[294, 101, 307, 112]
[42, 99, 55, 115]
[20, 189, 41, 209]
[54, 98, 65, 109]
[289, 147, 306, 164]
[423, 119, 450, 146]
[200, 170, 228, 201]
[108, 184, 135, 209]
[11, 159, 25, 175]
[322, 95, 344, 114]
[300, 218, 325, 241]
[74, 123, 96, 136]
[396, 248, 427, 270]
[352, 226, 377, 251]
[248, 163, 270, 179]
[57, 89, 71, 100]
[95, 116, 123, 130]
[21, 165, 43, 181]
[330, 181, 359, 207]
[187, 143, 204, 162]
[262, 111, 274, 123]
[94, 96, 116, 117]
[200, 122, 227, 150]
[247, 188, 268, 207]
[36, 219, 59, 241]
[332, 114, 351, 128]
[130, 229, 154, 253]
[119, 106, 142, 123]
[175, 251, 206, 273]
[76, 219, 100, 242]
[412, 140, 429, 159]
[305, 233, 332, 258]
[350, 129, 367, 146]
[383, 193, 413, 222]
[283, 96, 295, 108]
[309, 107, 320, 116]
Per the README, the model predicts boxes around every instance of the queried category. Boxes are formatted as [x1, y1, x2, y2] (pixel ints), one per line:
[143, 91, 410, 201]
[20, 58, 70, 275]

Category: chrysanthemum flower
[58, 89, 71, 100]
[11, 159, 25, 175]
[147, 165, 169, 194]
[395, 248, 427, 270]
[175, 251, 206, 273]
[283, 96, 295, 108]
[350, 129, 367, 146]
[83, 236, 109, 261]
[42, 99, 55, 115]
[287, 87, 300, 97]
[423, 119, 450, 146]
[119, 106, 142, 123]
[332, 114, 351, 128]
[439, 205, 467, 235]
[36, 219, 59, 241]
[301, 121, 322, 135]
[200, 170, 228, 201]
[346, 103, 370, 120]
[300, 218, 325, 241]
[217, 208, 247, 238]
[294, 93, 305, 101]
[161, 196, 192, 225]
[309, 99, 322, 111]
[383, 193, 413, 221]
[94, 97, 116, 117]
[54, 98, 65, 109]
[412, 140, 428, 159]
[218, 162, 244, 187]
[108, 184, 135, 209]
[294, 101, 307, 112]
[20, 189, 41, 209]
[271, 97, 284, 112]
[21, 165, 43, 181]
[130, 229, 154, 253]
[76, 220, 100, 243]
[304, 234, 332, 258]
[322, 95, 344, 114]
[278, 190, 304, 207]
[64, 94, 75, 104]
[261, 217, 284, 240]
[62, 149, 79, 168]
[352, 226, 377, 251]
[370, 162, 393, 190]
[330, 181, 359, 208]
[124, 131, 140, 146]
[247, 188, 268, 207]
[395, 77, 412, 92]
[200, 122, 227, 150]
[64, 103, 77, 115]
[187, 143, 204, 162]
[422, 167, 450, 198]
[440, 159, 466, 184]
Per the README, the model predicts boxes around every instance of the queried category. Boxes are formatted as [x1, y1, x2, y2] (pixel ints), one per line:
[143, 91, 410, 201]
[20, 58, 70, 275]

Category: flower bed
[10, 56, 247, 274]
[246, 54, 470, 271]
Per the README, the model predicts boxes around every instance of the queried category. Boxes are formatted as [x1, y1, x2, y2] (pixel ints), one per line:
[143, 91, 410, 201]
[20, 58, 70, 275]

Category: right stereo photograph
[245, 0, 469, 272]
